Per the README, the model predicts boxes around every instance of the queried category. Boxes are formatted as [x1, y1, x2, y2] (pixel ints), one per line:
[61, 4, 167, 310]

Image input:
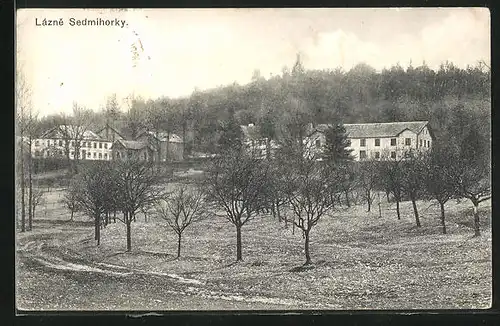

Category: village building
[135, 131, 184, 162]
[32, 125, 114, 161]
[110, 139, 155, 162]
[240, 123, 279, 159]
[308, 121, 435, 161]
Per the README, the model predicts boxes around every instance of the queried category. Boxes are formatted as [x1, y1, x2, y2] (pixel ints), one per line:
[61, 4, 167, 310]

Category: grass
[16, 188, 491, 310]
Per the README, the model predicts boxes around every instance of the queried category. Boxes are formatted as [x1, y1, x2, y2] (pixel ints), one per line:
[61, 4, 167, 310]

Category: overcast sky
[17, 8, 490, 117]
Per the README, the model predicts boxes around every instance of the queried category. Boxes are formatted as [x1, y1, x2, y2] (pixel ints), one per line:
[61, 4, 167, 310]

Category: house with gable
[135, 131, 184, 162]
[308, 121, 435, 161]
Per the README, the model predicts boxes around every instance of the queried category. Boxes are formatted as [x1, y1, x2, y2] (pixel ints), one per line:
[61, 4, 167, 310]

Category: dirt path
[16, 220, 329, 310]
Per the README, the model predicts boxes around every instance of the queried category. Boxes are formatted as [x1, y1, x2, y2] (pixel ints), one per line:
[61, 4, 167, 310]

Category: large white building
[32, 125, 114, 161]
[309, 121, 435, 161]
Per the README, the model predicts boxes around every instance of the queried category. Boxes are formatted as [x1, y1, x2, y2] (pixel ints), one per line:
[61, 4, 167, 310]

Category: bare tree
[358, 160, 379, 212]
[156, 184, 207, 258]
[282, 144, 338, 266]
[401, 150, 427, 227]
[62, 179, 81, 221]
[424, 146, 457, 234]
[114, 159, 164, 251]
[74, 162, 111, 245]
[204, 148, 271, 261]
[451, 130, 491, 236]
[30, 186, 45, 223]
[378, 155, 404, 220]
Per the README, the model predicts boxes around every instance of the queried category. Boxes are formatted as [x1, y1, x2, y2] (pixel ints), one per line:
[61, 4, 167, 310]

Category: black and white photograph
[15, 8, 491, 311]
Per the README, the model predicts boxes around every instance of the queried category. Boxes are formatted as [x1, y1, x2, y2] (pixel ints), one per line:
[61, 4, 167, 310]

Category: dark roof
[96, 125, 126, 141]
[241, 124, 262, 140]
[316, 121, 430, 138]
[112, 139, 150, 150]
[137, 131, 183, 143]
[40, 125, 102, 140]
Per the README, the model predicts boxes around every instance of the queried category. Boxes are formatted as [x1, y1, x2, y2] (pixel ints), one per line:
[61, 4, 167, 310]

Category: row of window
[35, 139, 111, 149]
[359, 150, 397, 160]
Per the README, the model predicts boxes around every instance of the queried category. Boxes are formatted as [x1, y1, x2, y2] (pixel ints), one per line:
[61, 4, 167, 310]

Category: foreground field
[16, 190, 491, 310]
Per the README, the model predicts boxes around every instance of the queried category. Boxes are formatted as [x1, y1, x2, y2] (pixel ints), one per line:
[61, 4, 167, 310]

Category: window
[347, 139, 352, 147]
[375, 139, 380, 146]
[405, 138, 411, 146]
[82, 150, 86, 158]
[315, 139, 321, 148]
[359, 150, 367, 159]
[104, 143, 108, 149]
[34, 150, 40, 157]
[390, 151, 396, 159]
[374, 152, 380, 159]
[99, 142, 102, 149]
[391, 138, 396, 146]
[104, 153, 108, 159]
[99, 153, 102, 159]
[93, 152, 96, 158]
[70, 151, 74, 156]
[428, 140, 431, 147]
[360, 139, 366, 147]
[71, 141, 75, 147]
[93, 142, 97, 148]
[87, 152, 91, 157]
[35, 140, 40, 146]
[419, 139, 422, 147]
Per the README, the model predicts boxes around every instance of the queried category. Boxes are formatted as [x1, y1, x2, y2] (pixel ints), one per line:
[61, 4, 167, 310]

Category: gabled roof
[137, 131, 183, 143]
[111, 139, 150, 150]
[316, 121, 430, 138]
[96, 125, 126, 141]
[240, 124, 263, 140]
[40, 125, 102, 140]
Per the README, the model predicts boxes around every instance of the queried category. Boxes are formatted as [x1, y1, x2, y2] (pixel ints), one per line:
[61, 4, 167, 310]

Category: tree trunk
[166, 131, 171, 163]
[182, 122, 187, 160]
[440, 202, 446, 235]
[411, 197, 420, 227]
[133, 212, 136, 222]
[20, 157, 26, 232]
[276, 200, 281, 222]
[236, 225, 242, 261]
[126, 219, 132, 252]
[266, 138, 271, 160]
[94, 213, 99, 241]
[304, 229, 311, 265]
[113, 210, 116, 223]
[366, 191, 371, 212]
[395, 198, 401, 220]
[70, 209, 74, 221]
[28, 157, 33, 231]
[473, 201, 480, 237]
[177, 233, 182, 258]
[345, 190, 351, 207]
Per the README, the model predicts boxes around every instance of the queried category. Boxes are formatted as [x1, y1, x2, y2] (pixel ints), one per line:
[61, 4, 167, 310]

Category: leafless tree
[424, 146, 457, 234]
[378, 151, 404, 220]
[400, 150, 427, 227]
[16, 63, 39, 232]
[451, 133, 491, 236]
[156, 184, 207, 258]
[204, 148, 271, 261]
[358, 160, 379, 213]
[62, 179, 82, 221]
[73, 162, 111, 245]
[114, 159, 164, 251]
[30, 186, 45, 223]
[282, 144, 339, 266]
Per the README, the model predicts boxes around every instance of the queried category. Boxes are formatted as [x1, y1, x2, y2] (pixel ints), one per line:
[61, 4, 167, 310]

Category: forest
[34, 56, 491, 156]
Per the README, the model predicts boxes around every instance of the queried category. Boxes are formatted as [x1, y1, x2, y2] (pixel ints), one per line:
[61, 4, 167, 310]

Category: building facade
[111, 139, 155, 162]
[135, 131, 184, 162]
[32, 125, 114, 161]
[309, 121, 434, 161]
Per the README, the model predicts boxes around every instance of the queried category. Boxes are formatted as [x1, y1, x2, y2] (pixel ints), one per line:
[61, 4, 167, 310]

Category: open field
[16, 187, 491, 310]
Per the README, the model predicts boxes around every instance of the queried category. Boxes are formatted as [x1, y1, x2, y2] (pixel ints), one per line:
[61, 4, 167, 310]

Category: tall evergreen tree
[322, 124, 353, 164]
[217, 109, 243, 152]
